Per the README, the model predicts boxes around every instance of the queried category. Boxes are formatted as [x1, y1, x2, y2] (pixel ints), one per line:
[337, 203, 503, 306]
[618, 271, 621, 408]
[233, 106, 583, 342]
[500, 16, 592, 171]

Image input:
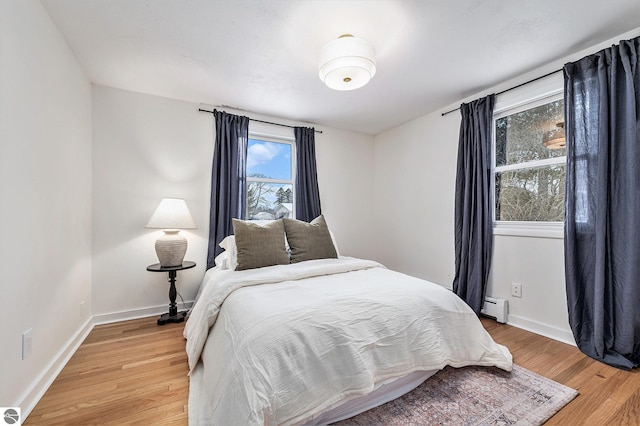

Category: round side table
[146, 261, 196, 325]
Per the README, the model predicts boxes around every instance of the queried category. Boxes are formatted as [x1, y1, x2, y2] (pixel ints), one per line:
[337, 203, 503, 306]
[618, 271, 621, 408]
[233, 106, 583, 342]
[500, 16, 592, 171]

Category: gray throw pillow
[232, 219, 289, 270]
[283, 215, 338, 263]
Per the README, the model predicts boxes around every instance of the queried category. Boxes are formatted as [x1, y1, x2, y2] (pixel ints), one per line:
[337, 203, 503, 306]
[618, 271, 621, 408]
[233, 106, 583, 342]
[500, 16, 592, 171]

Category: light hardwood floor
[25, 318, 189, 425]
[25, 316, 640, 425]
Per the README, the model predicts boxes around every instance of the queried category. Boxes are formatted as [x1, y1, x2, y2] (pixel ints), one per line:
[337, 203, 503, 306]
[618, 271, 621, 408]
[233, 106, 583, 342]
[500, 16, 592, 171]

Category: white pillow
[217, 235, 238, 270]
[329, 231, 340, 257]
[214, 251, 229, 270]
[215, 224, 340, 270]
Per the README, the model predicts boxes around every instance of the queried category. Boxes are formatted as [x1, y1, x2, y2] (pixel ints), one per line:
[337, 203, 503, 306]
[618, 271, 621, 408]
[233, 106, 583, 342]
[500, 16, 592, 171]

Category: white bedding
[184, 257, 512, 425]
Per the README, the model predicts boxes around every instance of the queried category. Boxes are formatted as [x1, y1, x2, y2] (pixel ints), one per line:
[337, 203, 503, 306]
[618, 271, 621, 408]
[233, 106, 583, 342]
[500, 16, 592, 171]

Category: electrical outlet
[512, 282, 522, 298]
[22, 329, 33, 360]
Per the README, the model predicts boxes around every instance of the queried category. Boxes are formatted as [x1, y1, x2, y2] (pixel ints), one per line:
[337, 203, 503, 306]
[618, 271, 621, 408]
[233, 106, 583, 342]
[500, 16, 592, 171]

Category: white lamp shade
[146, 198, 196, 267]
[319, 35, 376, 91]
[146, 198, 197, 230]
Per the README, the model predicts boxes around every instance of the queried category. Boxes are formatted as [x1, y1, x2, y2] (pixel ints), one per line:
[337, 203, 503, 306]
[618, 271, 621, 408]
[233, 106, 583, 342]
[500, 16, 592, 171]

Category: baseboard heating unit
[480, 297, 508, 323]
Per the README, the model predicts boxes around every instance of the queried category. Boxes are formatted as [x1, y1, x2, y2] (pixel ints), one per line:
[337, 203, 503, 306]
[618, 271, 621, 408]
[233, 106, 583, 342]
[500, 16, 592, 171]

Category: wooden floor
[25, 316, 640, 425]
[482, 318, 640, 426]
[25, 318, 189, 425]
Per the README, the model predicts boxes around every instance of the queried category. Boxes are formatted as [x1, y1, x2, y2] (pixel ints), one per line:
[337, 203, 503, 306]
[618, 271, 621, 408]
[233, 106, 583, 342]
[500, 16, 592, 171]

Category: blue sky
[247, 139, 291, 180]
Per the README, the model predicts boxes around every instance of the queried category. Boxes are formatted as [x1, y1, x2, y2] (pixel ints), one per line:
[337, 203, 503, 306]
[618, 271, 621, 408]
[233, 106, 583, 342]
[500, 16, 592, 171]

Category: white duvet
[184, 257, 512, 425]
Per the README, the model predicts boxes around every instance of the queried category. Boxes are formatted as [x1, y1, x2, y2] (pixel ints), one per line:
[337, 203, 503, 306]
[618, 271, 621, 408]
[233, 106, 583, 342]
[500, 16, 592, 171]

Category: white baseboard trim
[93, 304, 170, 325]
[17, 317, 94, 419]
[92, 301, 194, 325]
[507, 314, 576, 347]
[20, 302, 195, 420]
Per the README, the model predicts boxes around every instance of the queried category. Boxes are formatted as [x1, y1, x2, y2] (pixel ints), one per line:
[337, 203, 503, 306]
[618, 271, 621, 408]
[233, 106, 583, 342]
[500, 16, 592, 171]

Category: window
[493, 94, 565, 229]
[246, 136, 295, 220]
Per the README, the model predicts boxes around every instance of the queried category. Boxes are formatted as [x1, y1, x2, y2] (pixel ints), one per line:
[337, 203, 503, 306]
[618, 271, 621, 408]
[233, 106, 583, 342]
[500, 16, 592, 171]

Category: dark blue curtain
[294, 127, 321, 222]
[453, 94, 495, 315]
[206, 110, 249, 269]
[564, 36, 640, 370]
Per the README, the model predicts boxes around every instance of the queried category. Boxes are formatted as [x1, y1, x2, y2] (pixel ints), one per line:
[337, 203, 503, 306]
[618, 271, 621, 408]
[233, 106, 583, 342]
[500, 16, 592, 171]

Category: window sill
[493, 221, 564, 239]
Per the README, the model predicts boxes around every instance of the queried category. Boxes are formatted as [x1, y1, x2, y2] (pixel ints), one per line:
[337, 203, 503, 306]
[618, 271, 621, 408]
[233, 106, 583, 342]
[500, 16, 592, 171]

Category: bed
[184, 217, 513, 425]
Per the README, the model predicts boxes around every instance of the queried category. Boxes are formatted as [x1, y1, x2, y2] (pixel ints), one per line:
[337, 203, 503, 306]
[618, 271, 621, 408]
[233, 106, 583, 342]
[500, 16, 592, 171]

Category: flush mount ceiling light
[318, 34, 376, 91]
[542, 122, 566, 150]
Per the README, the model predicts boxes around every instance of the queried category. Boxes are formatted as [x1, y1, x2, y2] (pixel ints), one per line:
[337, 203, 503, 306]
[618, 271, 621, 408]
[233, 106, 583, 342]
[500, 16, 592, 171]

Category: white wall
[0, 0, 92, 410]
[314, 126, 376, 260]
[91, 86, 211, 318]
[374, 27, 640, 344]
[91, 86, 376, 318]
[373, 112, 459, 284]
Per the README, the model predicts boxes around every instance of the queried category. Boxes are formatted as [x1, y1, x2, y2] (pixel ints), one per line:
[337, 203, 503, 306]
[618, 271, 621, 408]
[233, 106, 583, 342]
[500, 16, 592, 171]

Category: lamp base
[155, 230, 187, 267]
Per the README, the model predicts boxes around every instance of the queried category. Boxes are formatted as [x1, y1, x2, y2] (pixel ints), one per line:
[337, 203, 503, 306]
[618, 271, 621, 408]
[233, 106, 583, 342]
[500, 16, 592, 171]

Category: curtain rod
[198, 108, 323, 134]
[440, 68, 563, 117]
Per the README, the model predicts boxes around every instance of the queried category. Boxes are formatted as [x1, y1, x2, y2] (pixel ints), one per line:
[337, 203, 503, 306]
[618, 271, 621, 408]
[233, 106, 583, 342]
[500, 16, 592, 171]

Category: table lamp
[145, 198, 197, 267]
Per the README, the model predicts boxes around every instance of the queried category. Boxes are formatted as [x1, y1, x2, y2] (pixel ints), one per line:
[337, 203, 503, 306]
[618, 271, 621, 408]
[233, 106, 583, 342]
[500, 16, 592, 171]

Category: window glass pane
[247, 139, 291, 180]
[496, 99, 565, 167]
[247, 183, 293, 220]
[495, 164, 565, 222]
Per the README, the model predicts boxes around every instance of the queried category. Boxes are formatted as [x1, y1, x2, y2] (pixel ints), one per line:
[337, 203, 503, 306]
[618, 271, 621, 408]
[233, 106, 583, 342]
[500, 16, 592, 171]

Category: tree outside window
[494, 97, 565, 222]
[246, 137, 294, 220]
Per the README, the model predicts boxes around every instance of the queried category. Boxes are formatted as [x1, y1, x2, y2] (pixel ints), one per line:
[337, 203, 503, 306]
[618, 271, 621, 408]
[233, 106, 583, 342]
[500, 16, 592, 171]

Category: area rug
[333, 365, 578, 426]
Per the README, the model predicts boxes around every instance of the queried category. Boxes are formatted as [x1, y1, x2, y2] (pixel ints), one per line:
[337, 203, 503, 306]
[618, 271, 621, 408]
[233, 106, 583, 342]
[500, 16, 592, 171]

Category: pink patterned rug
[333, 365, 578, 425]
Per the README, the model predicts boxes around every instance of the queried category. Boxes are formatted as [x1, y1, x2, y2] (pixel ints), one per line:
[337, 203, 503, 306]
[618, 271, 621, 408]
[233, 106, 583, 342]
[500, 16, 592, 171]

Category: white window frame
[492, 90, 565, 239]
[246, 131, 296, 220]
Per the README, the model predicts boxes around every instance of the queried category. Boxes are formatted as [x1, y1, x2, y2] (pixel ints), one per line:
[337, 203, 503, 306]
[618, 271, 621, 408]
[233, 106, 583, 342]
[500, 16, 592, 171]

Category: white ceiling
[41, 0, 640, 135]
